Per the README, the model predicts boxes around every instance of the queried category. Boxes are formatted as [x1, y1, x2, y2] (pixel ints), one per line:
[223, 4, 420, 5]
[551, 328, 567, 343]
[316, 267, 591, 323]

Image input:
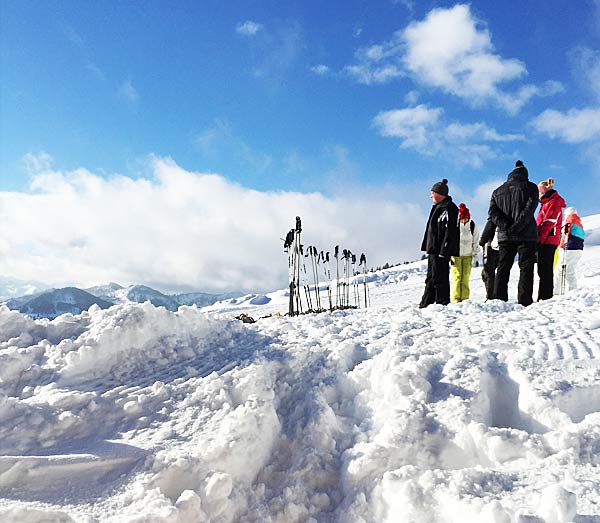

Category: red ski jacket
[536, 189, 566, 246]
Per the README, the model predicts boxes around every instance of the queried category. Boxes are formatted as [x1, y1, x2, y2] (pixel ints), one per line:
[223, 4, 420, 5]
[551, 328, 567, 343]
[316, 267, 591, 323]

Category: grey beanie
[431, 178, 449, 196]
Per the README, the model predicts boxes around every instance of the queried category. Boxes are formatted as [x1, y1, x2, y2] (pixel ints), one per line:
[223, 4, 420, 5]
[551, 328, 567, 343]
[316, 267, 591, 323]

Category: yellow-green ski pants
[451, 256, 472, 302]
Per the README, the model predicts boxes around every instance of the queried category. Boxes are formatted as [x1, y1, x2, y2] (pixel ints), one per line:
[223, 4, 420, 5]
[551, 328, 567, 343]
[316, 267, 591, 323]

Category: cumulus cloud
[236, 21, 264, 36]
[530, 107, 600, 143]
[346, 4, 560, 113]
[372, 105, 523, 167]
[402, 5, 526, 101]
[0, 157, 428, 293]
[373, 105, 443, 148]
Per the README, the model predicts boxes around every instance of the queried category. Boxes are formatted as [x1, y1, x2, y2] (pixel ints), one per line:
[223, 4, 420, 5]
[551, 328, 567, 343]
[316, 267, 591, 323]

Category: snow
[1, 216, 600, 522]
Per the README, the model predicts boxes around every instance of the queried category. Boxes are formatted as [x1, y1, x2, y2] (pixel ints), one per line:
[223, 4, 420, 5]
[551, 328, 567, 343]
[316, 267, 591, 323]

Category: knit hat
[538, 178, 554, 194]
[431, 178, 449, 196]
[458, 203, 470, 221]
[515, 160, 524, 167]
[565, 206, 578, 216]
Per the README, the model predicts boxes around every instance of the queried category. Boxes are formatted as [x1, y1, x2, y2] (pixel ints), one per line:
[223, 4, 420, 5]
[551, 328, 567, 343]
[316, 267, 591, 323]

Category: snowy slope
[0, 216, 599, 522]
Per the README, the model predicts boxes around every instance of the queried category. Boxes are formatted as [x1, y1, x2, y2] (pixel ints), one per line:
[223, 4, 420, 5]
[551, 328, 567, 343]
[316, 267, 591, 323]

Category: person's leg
[461, 256, 472, 300]
[554, 247, 567, 295]
[433, 256, 451, 305]
[537, 244, 557, 300]
[419, 256, 436, 308]
[566, 250, 583, 291]
[494, 242, 518, 301]
[517, 242, 537, 306]
[451, 257, 461, 302]
[488, 248, 499, 300]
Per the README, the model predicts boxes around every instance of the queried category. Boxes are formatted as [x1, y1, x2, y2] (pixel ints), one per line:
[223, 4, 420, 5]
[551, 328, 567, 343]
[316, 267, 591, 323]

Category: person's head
[515, 160, 524, 168]
[430, 179, 449, 203]
[538, 178, 554, 196]
[458, 203, 470, 223]
[565, 206, 578, 217]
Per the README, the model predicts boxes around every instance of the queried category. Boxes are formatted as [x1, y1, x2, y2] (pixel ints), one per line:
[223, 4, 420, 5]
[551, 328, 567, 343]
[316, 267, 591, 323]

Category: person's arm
[440, 205, 459, 258]
[508, 189, 538, 236]
[479, 220, 496, 246]
[488, 195, 511, 231]
[472, 222, 480, 255]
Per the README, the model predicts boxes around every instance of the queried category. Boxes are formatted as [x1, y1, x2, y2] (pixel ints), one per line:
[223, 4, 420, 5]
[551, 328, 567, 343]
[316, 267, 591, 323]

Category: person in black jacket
[419, 179, 460, 308]
[488, 160, 539, 306]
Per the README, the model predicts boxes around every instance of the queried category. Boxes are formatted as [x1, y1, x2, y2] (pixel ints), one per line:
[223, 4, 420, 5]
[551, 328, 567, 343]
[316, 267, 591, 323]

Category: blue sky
[1, 1, 600, 291]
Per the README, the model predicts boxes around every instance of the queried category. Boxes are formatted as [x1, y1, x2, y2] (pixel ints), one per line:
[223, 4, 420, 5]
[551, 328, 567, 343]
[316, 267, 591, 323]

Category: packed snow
[1, 215, 600, 523]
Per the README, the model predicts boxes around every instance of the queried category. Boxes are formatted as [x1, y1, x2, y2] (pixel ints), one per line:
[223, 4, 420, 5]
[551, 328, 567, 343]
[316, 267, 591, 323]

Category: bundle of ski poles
[283, 216, 370, 316]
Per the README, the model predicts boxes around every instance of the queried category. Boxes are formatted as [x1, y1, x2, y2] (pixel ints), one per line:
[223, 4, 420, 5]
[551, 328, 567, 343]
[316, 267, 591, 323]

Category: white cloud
[0, 157, 427, 292]
[570, 46, 600, 101]
[402, 4, 529, 110]
[118, 79, 140, 105]
[530, 107, 600, 143]
[236, 21, 264, 36]
[373, 105, 524, 167]
[345, 41, 404, 85]
[310, 64, 330, 76]
[372, 105, 442, 148]
[404, 90, 420, 105]
[345, 63, 403, 84]
[346, 4, 559, 113]
[444, 122, 524, 142]
[244, 21, 304, 84]
[22, 152, 54, 174]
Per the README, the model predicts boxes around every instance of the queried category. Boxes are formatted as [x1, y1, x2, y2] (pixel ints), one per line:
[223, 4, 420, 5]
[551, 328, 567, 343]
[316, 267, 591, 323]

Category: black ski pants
[537, 243, 557, 301]
[493, 241, 536, 306]
[481, 246, 499, 300]
[420, 255, 451, 308]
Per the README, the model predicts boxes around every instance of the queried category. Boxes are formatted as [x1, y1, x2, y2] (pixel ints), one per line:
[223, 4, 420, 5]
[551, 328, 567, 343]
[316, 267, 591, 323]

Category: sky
[1, 0, 600, 292]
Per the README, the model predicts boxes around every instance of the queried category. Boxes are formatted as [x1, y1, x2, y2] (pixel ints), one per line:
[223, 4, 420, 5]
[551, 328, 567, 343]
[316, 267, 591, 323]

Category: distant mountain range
[0, 276, 50, 301]
[2, 282, 242, 319]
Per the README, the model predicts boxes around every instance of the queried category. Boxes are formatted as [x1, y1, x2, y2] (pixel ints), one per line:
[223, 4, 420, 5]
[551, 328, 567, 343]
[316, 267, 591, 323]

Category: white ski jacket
[458, 220, 480, 257]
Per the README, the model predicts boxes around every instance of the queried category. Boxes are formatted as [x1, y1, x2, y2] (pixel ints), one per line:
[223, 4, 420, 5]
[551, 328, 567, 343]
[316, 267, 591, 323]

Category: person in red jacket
[536, 178, 566, 300]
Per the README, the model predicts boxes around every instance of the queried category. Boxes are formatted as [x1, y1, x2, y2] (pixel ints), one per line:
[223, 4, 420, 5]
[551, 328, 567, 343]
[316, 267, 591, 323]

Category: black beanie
[431, 178, 449, 196]
[515, 160, 524, 167]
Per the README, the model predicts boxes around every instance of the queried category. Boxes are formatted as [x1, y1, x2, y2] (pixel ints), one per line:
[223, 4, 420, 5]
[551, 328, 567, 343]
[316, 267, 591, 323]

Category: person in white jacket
[451, 203, 480, 302]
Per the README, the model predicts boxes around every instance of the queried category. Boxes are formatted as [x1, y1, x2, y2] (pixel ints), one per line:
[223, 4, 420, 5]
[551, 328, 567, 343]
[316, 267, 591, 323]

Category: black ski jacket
[421, 195, 460, 257]
[488, 165, 539, 243]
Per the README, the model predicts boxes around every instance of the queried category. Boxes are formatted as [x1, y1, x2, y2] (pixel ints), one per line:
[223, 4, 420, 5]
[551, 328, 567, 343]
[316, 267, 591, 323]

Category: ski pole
[323, 251, 333, 311]
[352, 253, 359, 307]
[301, 245, 313, 312]
[334, 245, 340, 308]
[284, 228, 296, 316]
[360, 253, 369, 308]
[309, 246, 322, 311]
[294, 217, 302, 315]
[560, 222, 571, 295]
